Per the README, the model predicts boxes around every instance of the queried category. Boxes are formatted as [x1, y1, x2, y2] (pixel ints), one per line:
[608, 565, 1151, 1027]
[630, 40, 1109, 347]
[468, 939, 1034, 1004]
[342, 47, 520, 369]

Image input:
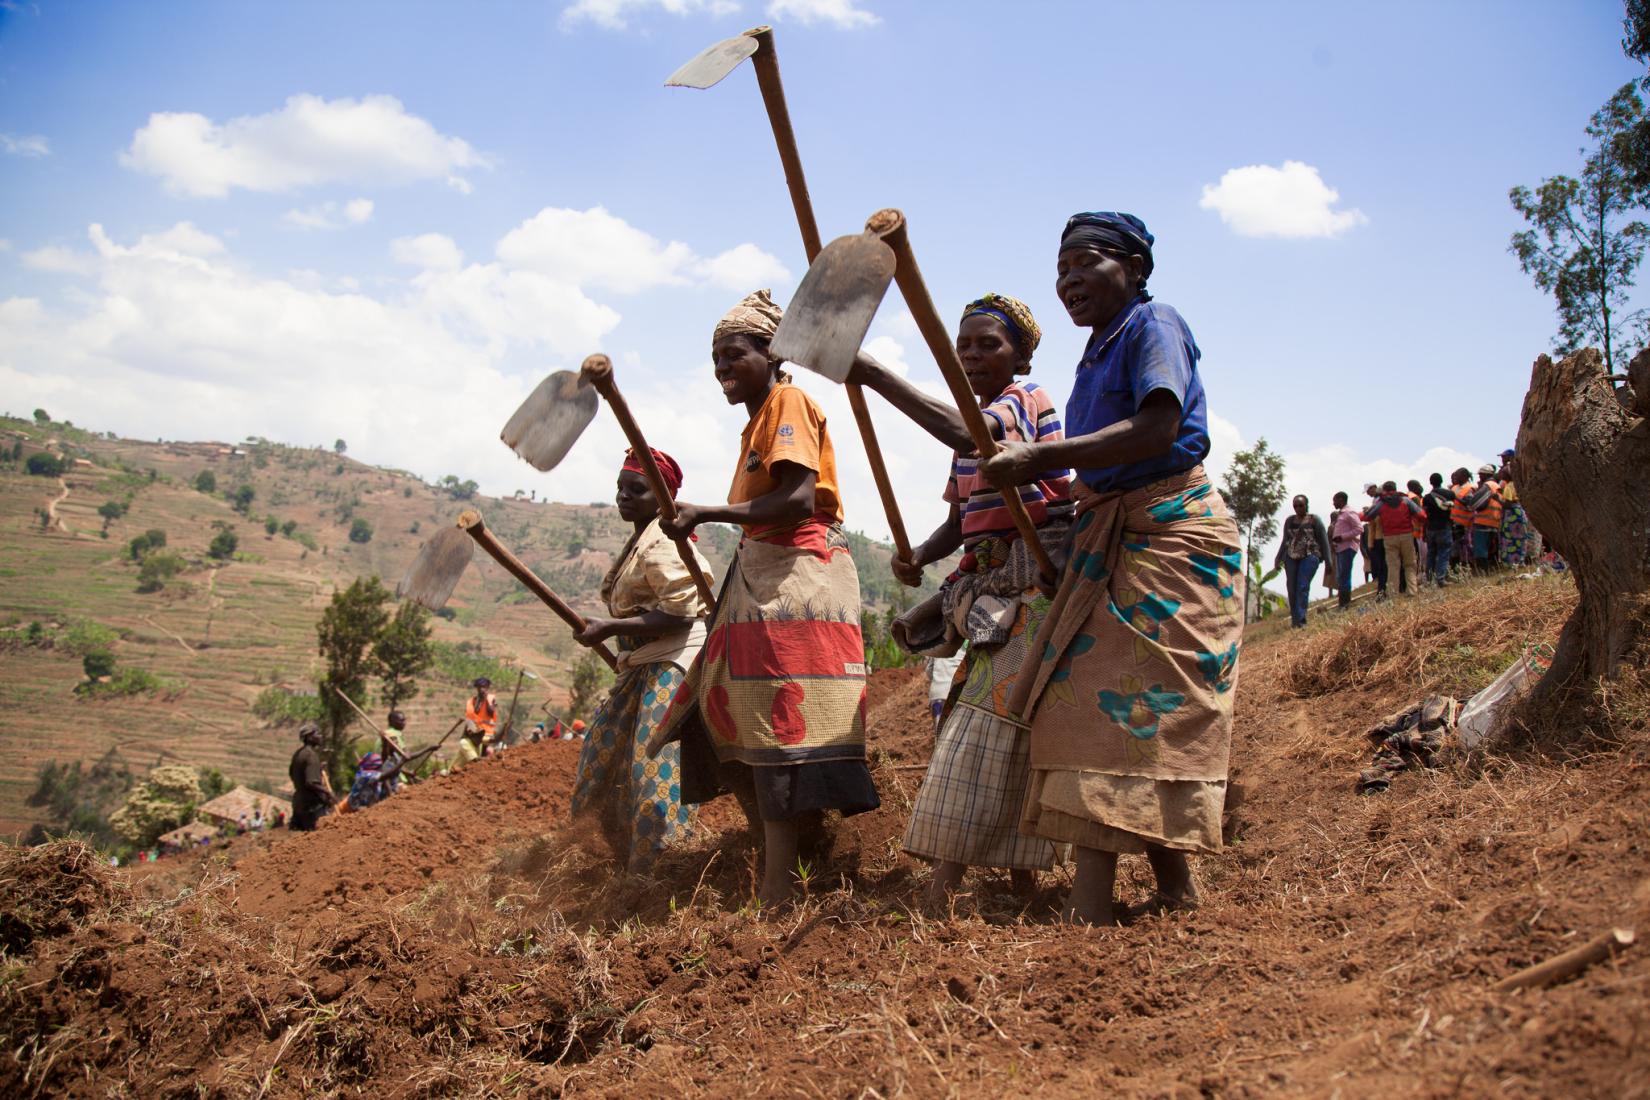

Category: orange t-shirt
[728, 382, 842, 539]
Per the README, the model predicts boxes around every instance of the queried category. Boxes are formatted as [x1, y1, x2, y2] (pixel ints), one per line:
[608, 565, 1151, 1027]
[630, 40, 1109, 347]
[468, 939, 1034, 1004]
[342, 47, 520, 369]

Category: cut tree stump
[1515, 348, 1650, 716]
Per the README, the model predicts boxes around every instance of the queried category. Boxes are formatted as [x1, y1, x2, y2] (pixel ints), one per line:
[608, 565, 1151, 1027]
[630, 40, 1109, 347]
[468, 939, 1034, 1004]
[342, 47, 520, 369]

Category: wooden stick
[331, 685, 384, 737]
[456, 510, 619, 670]
[748, 29, 913, 571]
[1493, 927, 1635, 992]
[578, 355, 718, 610]
[869, 209, 1056, 584]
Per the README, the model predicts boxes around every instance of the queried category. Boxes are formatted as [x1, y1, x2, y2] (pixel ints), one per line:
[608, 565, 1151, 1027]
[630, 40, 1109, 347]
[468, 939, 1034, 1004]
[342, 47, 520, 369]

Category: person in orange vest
[458, 677, 497, 766]
[1470, 463, 1504, 573]
[1448, 468, 1476, 575]
[1360, 483, 1388, 595]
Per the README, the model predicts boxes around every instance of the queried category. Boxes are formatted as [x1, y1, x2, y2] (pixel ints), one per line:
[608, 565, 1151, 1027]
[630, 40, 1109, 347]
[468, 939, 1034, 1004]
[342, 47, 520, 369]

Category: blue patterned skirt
[570, 661, 695, 873]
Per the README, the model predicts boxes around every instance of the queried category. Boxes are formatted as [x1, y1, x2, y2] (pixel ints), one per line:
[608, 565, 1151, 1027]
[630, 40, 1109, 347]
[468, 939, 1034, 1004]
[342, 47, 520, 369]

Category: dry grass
[1275, 573, 1575, 700]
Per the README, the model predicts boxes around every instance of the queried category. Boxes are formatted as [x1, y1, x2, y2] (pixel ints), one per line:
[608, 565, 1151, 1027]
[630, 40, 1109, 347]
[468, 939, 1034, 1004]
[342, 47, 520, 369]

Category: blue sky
[1, 0, 1642, 552]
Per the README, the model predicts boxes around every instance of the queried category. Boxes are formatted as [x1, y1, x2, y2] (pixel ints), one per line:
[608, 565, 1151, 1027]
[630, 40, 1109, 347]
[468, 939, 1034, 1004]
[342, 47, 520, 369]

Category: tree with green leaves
[348, 517, 374, 543]
[193, 469, 216, 493]
[1219, 438, 1287, 623]
[1510, 83, 1649, 373]
[25, 452, 64, 476]
[97, 499, 128, 532]
[315, 575, 392, 783]
[374, 601, 433, 712]
[230, 483, 255, 514]
[207, 524, 238, 561]
[334, 438, 347, 454]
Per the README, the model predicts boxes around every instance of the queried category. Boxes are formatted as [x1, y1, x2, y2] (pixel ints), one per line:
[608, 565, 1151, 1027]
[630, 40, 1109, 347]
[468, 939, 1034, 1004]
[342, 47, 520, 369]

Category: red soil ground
[3, 574, 1647, 1098]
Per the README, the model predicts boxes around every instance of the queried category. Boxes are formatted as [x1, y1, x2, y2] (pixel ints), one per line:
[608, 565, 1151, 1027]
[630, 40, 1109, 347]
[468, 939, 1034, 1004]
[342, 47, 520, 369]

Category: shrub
[293, 531, 318, 551]
[230, 484, 255, 514]
[25, 453, 64, 477]
[348, 518, 373, 543]
[136, 552, 186, 593]
[280, 519, 298, 537]
[430, 640, 511, 686]
[193, 470, 216, 493]
[207, 527, 238, 561]
[252, 685, 325, 724]
[264, 515, 279, 535]
[127, 528, 167, 560]
[61, 620, 119, 656]
[82, 648, 117, 680]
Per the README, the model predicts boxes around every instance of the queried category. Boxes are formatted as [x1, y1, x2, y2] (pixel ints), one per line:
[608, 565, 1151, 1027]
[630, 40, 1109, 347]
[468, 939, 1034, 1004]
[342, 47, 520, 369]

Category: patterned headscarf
[1060, 211, 1156, 280]
[621, 447, 684, 497]
[961, 293, 1041, 358]
[712, 289, 784, 349]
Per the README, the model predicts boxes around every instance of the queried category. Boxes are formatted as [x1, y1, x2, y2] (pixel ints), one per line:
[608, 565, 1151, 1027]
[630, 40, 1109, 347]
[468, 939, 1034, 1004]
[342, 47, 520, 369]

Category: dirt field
[3, 573, 1647, 1098]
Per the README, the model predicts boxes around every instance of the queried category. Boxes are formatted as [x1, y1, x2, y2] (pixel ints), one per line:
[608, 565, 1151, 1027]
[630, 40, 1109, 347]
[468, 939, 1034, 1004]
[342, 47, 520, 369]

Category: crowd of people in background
[1273, 449, 1561, 628]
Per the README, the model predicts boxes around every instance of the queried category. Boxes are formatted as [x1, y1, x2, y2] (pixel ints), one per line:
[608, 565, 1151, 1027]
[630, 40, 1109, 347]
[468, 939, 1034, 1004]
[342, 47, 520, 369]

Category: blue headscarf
[1060, 211, 1155, 280]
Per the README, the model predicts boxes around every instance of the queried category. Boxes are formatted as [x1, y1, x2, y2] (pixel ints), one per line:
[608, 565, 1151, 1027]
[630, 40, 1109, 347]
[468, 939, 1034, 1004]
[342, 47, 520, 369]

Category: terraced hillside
[0, 415, 935, 837]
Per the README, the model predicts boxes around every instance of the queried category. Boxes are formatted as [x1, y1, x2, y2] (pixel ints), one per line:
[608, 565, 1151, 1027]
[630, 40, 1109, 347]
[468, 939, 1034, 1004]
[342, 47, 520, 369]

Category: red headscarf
[621, 447, 683, 497]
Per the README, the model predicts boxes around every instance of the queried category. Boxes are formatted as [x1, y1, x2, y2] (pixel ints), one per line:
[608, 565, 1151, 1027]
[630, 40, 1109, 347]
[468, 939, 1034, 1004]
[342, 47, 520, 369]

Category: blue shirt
[1065, 298, 1210, 493]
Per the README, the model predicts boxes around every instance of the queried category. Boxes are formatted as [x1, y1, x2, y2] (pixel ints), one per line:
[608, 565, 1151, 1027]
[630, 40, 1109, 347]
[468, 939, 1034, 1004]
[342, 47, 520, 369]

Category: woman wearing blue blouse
[981, 212, 1244, 926]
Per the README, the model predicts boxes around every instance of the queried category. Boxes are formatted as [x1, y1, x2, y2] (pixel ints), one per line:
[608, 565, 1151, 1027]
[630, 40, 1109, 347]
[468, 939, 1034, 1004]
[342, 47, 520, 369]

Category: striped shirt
[944, 380, 1072, 540]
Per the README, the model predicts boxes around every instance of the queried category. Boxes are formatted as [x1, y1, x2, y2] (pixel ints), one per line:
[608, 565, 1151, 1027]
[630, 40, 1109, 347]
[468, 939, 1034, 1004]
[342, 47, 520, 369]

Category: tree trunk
[1515, 348, 1650, 714]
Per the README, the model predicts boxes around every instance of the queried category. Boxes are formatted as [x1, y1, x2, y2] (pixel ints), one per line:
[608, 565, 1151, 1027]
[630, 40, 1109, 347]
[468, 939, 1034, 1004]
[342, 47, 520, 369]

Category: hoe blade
[771, 233, 897, 383]
[665, 32, 760, 88]
[500, 370, 600, 472]
[396, 526, 473, 610]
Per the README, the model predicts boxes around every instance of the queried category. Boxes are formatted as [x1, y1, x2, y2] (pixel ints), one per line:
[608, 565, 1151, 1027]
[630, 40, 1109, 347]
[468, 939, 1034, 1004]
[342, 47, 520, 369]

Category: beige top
[600, 517, 713, 671]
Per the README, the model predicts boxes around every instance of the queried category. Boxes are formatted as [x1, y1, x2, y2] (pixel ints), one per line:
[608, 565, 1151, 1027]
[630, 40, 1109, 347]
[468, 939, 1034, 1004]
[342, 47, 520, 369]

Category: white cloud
[767, 0, 878, 29]
[1199, 160, 1367, 239]
[496, 206, 788, 295]
[283, 196, 376, 230]
[392, 232, 465, 271]
[694, 243, 791, 291]
[1, 133, 49, 157]
[121, 94, 488, 198]
[21, 245, 95, 274]
[560, 0, 737, 30]
[0, 221, 631, 509]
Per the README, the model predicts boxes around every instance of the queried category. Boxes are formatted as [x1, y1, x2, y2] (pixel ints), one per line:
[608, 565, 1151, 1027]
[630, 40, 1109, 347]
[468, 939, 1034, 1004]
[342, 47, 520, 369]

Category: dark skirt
[678, 715, 879, 820]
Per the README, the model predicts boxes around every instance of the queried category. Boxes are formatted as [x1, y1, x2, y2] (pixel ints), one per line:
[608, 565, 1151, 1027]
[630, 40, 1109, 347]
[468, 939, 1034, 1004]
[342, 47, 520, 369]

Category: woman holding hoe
[653, 290, 877, 908]
[568, 447, 715, 875]
[846, 293, 1072, 910]
[978, 212, 1244, 925]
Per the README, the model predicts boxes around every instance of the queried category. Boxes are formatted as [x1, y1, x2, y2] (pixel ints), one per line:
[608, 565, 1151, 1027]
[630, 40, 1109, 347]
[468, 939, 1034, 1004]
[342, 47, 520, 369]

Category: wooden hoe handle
[867, 209, 1057, 583]
[579, 355, 718, 611]
[456, 510, 619, 670]
[746, 28, 915, 574]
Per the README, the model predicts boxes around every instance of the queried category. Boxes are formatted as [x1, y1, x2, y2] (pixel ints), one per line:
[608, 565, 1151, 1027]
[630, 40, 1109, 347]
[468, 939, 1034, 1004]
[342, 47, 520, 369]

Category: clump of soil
[0, 839, 123, 953]
[3, 574, 1648, 1097]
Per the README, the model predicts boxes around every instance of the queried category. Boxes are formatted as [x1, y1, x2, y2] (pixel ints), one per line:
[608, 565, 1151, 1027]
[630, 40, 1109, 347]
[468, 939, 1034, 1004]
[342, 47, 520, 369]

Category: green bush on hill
[24, 749, 134, 851]
[348, 517, 373, 543]
[193, 470, 216, 493]
[252, 684, 325, 725]
[60, 619, 119, 656]
[136, 551, 186, 593]
[82, 648, 117, 680]
[207, 525, 238, 561]
[430, 640, 512, 687]
[127, 528, 167, 560]
[25, 452, 65, 477]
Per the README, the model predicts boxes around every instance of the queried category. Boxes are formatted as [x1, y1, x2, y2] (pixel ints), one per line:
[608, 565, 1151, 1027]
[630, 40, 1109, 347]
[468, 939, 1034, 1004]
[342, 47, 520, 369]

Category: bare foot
[1060, 902, 1117, 927]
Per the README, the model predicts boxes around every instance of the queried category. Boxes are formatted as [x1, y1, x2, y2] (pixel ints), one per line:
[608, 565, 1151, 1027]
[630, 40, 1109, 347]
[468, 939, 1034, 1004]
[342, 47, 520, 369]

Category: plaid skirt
[903, 702, 1059, 870]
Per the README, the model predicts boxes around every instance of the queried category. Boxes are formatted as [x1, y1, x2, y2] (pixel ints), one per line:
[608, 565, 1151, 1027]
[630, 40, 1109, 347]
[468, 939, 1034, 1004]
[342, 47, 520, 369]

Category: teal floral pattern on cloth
[570, 661, 695, 873]
[1017, 465, 1244, 783]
